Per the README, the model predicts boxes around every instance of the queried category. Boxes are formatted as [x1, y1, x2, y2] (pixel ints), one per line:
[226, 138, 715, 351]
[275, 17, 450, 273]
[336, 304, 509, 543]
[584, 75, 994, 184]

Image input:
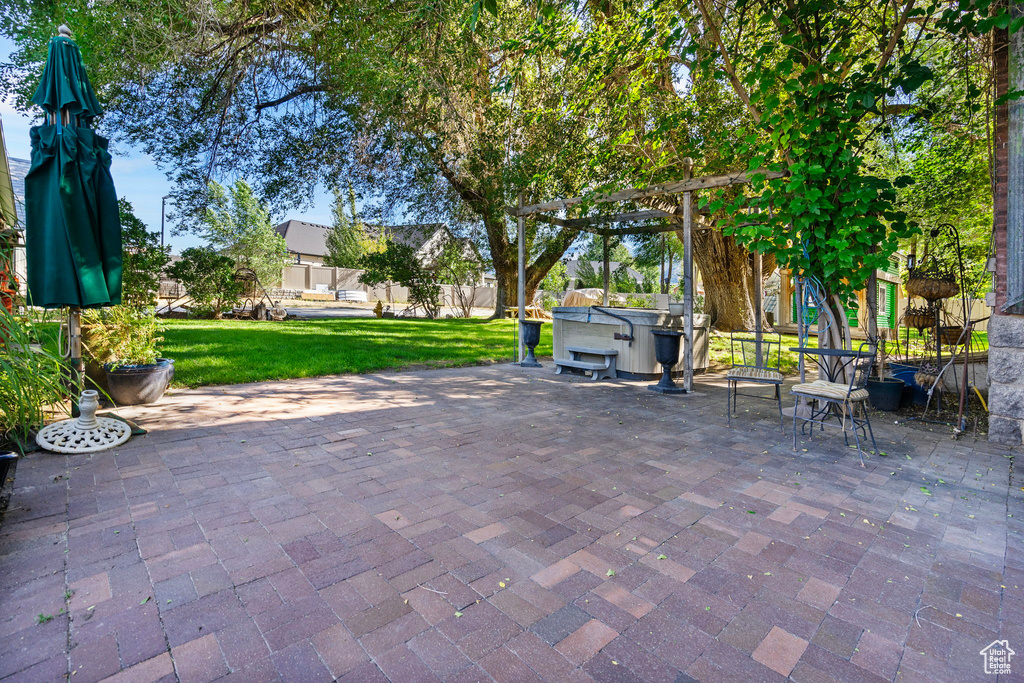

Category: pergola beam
[510, 169, 786, 217]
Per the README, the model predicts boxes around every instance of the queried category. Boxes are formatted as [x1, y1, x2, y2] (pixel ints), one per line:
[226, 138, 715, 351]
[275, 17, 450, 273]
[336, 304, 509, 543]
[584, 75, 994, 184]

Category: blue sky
[1, 37, 338, 254]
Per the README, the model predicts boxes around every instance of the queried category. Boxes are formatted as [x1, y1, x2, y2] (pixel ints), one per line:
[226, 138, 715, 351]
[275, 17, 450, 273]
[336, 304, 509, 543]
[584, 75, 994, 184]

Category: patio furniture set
[725, 331, 878, 465]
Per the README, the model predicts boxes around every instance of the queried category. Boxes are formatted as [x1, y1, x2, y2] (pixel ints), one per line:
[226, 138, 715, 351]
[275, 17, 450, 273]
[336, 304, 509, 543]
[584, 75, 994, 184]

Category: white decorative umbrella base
[36, 390, 132, 453]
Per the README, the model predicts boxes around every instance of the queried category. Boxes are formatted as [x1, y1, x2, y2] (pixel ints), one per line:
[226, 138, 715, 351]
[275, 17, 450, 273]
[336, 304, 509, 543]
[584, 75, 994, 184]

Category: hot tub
[552, 307, 711, 379]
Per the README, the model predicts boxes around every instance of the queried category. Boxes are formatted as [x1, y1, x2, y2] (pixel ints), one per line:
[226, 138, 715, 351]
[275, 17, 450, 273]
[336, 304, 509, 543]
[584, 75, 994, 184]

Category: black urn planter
[648, 329, 687, 394]
[519, 320, 543, 368]
[866, 377, 905, 412]
[105, 362, 170, 406]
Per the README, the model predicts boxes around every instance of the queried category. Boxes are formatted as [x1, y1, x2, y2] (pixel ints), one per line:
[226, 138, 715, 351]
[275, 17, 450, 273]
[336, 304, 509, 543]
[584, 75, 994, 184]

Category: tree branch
[693, 0, 762, 124]
[255, 84, 330, 111]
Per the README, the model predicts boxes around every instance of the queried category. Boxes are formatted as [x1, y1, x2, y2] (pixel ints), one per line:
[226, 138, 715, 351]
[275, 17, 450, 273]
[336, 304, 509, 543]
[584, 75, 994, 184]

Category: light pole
[160, 195, 171, 247]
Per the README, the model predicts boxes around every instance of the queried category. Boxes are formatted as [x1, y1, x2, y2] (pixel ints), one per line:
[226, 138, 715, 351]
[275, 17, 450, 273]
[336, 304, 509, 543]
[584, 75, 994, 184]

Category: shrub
[167, 247, 242, 318]
[359, 240, 441, 318]
[0, 307, 69, 450]
[82, 306, 162, 367]
[120, 199, 170, 309]
[625, 293, 655, 308]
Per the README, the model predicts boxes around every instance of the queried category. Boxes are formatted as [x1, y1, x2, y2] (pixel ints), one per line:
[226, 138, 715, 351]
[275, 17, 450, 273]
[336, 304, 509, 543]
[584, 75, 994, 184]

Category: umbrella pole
[69, 307, 84, 415]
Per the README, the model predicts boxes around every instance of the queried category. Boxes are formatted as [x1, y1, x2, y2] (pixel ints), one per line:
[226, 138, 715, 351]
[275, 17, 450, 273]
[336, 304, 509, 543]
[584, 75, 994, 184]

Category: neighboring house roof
[274, 220, 333, 256]
[274, 220, 480, 266]
[566, 259, 645, 284]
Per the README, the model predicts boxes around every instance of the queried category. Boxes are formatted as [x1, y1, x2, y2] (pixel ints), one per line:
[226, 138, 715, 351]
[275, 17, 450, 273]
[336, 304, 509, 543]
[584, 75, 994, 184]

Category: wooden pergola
[509, 160, 785, 391]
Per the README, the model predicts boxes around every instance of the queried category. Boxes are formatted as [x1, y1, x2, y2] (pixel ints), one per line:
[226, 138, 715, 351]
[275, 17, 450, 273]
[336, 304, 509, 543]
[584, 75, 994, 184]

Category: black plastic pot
[649, 329, 686, 394]
[519, 320, 543, 367]
[105, 362, 170, 406]
[867, 377, 905, 412]
[0, 451, 17, 488]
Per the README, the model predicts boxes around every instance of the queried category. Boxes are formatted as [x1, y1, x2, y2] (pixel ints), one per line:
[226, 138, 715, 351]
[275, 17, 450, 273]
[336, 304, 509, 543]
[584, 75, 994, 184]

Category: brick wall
[989, 17, 1024, 445]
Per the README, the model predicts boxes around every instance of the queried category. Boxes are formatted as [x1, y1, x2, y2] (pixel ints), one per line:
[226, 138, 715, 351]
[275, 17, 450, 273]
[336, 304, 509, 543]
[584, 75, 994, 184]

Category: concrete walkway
[0, 365, 1020, 682]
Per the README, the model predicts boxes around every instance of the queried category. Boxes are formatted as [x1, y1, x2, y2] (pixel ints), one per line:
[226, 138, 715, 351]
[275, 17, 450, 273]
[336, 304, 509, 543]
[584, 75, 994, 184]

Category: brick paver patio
[0, 365, 1020, 682]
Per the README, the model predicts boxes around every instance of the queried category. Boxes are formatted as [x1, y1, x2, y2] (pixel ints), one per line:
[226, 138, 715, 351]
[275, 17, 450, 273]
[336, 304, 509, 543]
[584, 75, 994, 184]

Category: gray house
[274, 220, 480, 272]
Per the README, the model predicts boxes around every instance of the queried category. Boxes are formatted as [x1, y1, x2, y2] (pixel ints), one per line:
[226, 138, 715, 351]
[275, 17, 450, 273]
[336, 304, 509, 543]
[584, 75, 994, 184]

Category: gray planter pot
[105, 362, 170, 406]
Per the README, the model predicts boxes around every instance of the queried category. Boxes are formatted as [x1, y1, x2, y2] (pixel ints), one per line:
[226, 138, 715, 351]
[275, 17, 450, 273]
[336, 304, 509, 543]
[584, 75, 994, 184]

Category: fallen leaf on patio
[746, 511, 756, 514]
[140, 596, 150, 604]
[658, 555, 667, 560]
[454, 612, 463, 617]
[499, 581, 506, 588]
[606, 569, 616, 577]
[920, 487, 932, 496]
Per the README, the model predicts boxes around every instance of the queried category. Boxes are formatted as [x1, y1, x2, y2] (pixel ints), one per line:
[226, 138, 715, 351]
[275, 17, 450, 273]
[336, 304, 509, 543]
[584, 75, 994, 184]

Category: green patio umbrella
[24, 26, 133, 451]
[25, 25, 121, 309]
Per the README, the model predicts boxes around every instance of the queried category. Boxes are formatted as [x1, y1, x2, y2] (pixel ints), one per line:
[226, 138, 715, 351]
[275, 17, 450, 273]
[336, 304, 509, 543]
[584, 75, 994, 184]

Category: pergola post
[682, 158, 694, 393]
[602, 233, 610, 306]
[754, 249, 763, 366]
[517, 192, 526, 363]
[796, 275, 806, 383]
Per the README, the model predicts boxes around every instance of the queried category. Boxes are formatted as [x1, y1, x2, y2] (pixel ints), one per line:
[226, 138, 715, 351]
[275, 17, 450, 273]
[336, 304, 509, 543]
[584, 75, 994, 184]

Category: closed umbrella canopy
[25, 31, 121, 308]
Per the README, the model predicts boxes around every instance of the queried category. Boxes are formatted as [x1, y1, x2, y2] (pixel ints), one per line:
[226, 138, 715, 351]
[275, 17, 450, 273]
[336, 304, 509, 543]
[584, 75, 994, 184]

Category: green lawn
[708, 332, 817, 375]
[707, 328, 988, 376]
[160, 317, 551, 388]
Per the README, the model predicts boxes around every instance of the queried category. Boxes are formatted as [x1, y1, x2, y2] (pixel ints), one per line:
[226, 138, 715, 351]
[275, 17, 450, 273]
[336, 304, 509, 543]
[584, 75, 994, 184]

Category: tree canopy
[201, 180, 289, 287]
[2, 0, 1016, 329]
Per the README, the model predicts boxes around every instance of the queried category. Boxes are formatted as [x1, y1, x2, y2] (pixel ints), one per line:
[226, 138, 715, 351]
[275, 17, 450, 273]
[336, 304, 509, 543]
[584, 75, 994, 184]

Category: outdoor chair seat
[789, 343, 878, 466]
[727, 366, 783, 383]
[726, 331, 784, 432]
[792, 380, 869, 402]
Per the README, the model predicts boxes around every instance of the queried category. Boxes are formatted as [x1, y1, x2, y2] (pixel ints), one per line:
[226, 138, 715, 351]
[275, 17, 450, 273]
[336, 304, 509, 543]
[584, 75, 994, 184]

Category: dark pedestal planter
[648, 329, 687, 394]
[867, 377, 905, 412]
[105, 362, 170, 406]
[519, 321, 543, 367]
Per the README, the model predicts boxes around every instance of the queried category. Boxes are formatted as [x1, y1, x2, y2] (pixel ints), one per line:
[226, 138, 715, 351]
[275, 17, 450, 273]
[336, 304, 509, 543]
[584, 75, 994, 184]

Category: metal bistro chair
[726, 331, 785, 432]
[790, 342, 878, 466]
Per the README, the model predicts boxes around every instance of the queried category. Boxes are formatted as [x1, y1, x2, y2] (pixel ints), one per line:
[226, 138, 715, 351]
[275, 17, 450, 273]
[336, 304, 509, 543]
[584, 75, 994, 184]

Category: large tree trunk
[682, 228, 774, 331]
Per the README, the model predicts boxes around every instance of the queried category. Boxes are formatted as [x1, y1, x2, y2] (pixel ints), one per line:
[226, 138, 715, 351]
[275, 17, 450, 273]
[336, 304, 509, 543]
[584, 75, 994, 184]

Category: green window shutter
[886, 282, 896, 328]
[886, 256, 900, 277]
[846, 303, 859, 328]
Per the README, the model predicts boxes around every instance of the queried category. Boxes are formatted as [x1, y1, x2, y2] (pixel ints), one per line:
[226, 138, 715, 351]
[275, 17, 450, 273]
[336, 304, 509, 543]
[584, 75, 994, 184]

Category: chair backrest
[848, 342, 876, 391]
[730, 331, 782, 371]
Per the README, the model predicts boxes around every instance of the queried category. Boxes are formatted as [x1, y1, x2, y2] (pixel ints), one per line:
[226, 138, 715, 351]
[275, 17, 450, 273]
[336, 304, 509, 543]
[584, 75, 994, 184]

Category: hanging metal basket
[938, 325, 973, 346]
[902, 306, 935, 333]
[906, 275, 958, 302]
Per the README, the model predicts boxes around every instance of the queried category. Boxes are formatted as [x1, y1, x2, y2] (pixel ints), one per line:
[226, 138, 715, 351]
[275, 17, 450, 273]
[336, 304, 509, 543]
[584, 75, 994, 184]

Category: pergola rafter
[512, 161, 785, 391]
